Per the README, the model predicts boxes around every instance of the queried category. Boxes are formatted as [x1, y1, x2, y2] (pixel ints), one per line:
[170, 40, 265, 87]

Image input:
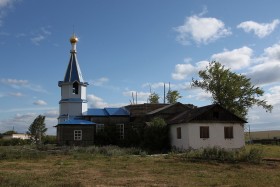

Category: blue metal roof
[63, 52, 84, 83]
[84, 107, 130, 116]
[59, 118, 95, 125]
[86, 108, 109, 116]
[59, 98, 87, 103]
[105, 108, 130, 116]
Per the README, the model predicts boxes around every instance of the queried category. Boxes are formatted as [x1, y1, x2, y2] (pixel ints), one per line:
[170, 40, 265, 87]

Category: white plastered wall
[170, 122, 245, 150]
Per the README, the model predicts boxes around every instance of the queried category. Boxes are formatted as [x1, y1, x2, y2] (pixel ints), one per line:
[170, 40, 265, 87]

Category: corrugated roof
[59, 118, 95, 125]
[86, 108, 109, 116]
[147, 102, 191, 115]
[63, 52, 84, 83]
[169, 104, 247, 124]
[84, 107, 130, 116]
[105, 107, 129, 116]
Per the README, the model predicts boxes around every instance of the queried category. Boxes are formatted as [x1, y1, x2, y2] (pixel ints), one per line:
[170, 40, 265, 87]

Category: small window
[116, 124, 124, 139]
[200, 126, 209, 139]
[96, 124, 104, 133]
[177, 127, 181, 139]
[224, 126, 233, 139]
[74, 130, 82, 140]
[73, 82, 79, 94]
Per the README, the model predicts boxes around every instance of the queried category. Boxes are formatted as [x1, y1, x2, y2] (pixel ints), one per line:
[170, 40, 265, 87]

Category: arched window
[73, 82, 79, 94]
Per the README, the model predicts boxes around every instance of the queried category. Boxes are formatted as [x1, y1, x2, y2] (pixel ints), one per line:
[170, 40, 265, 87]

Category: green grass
[0, 145, 280, 186]
[246, 144, 280, 158]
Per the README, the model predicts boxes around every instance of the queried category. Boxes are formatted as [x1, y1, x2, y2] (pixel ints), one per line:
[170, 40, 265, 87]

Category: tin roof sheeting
[64, 52, 84, 83]
[85, 107, 129, 116]
[59, 118, 95, 125]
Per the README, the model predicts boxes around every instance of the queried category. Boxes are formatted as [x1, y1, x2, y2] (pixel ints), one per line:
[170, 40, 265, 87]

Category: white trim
[74, 130, 82, 140]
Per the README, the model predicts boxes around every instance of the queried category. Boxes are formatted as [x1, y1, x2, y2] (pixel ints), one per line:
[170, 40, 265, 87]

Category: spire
[63, 34, 85, 83]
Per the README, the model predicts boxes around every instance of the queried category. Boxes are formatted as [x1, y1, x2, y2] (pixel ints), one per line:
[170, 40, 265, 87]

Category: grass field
[0, 145, 280, 187]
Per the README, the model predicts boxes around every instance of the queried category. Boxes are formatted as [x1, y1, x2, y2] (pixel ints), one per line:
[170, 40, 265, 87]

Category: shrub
[179, 147, 263, 164]
[240, 147, 263, 164]
[0, 139, 31, 146]
[143, 117, 170, 152]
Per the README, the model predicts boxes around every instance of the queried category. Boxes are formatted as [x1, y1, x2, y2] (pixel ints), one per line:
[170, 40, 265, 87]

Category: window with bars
[74, 130, 82, 140]
[116, 124, 124, 139]
[200, 126, 209, 139]
[96, 124, 105, 133]
[177, 127, 181, 139]
[224, 126, 233, 139]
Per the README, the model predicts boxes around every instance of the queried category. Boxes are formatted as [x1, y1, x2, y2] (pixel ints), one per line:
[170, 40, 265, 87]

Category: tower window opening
[73, 82, 79, 94]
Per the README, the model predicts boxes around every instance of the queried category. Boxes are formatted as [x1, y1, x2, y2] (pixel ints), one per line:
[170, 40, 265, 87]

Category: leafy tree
[3, 130, 17, 135]
[143, 117, 170, 152]
[149, 92, 160, 104]
[192, 61, 273, 119]
[166, 90, 182, 104]
[27, 115, 47, 145]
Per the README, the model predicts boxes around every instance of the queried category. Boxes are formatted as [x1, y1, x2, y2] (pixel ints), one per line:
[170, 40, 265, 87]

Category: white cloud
[9, 92, 23, 97]
[247, 43, 280, 85]
[0, 0, 15, 8]
[87, 94, 109, 108]
[31, 27, 51, 45]
[90, 77, 109, 86]
[172, 60, 209, 80]
[33, 100, 47, 106]
[172, 63, 196, 80]
[1, 78, 28, 85]
[44, 110, 59, 118]
[211, 46, 253, 70]
[175, 13, 231, 45]
[31, 35, 45, 45]
[187, 90, 212, 101]
[0, 0, 19, 27]
[262, 86, 280, 106]
[0, 78, 47, 93]
[0, 109, 58, 135]
[142, 82, 165, 90]
[123, 90, 150, 104]
[248, 105, 280, 131]
[237, 19, 280, 38]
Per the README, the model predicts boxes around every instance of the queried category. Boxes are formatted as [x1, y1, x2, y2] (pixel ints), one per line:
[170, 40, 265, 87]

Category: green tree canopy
[143, 117, 170, 152]
[27, 115, 47, 145]
[3, 130, 17, 135]
[166, 90, 182, 104]
[191, 61, 272, 119]
[149, 92, 160, 104]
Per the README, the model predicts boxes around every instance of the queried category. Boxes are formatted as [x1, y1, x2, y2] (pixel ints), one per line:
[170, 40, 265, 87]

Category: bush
[71, 145, 146, 157]
[0, 139, 31, 146]
[42, 135, 56, 144]
[143, 117, 170, 152]
[179, 147, 263, 164]
[0, 146, 47, 160]
[240, 147, 263, 164]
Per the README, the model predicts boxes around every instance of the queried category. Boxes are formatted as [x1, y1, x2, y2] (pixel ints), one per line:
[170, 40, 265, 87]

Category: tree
[149, 92, 160, 104]
[143, 117, 170, 152]
[3, 130, 17, 135]
[27, 115, 47, 145]
[166, 90, 182, 104]
[192, 61, 272, 119]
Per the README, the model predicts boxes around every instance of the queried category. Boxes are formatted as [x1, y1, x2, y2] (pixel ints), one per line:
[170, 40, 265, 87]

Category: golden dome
[70, 34, 78, 44]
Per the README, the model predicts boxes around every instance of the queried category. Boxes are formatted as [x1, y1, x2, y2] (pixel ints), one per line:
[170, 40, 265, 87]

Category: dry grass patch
[0, 145, 280, 186]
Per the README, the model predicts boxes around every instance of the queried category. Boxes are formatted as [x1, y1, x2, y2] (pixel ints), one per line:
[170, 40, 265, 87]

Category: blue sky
[1, 0, 280, 135]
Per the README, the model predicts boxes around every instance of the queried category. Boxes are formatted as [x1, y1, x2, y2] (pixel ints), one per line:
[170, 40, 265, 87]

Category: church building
[56, 35, 246, 149]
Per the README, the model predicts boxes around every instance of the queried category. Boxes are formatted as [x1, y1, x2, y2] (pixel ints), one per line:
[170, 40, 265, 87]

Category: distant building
[55, 35, 246, 149]
[2, 133, 30, 140]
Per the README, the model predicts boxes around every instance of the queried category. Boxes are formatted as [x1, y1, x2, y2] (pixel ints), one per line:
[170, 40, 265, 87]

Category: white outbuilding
[169, 104, 246, 150]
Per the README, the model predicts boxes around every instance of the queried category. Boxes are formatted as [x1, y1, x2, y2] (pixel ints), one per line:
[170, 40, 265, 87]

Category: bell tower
[58, 34, 88, 123]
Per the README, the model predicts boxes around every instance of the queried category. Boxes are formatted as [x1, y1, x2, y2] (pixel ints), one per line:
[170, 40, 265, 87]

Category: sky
[0, 0, 280, 135]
